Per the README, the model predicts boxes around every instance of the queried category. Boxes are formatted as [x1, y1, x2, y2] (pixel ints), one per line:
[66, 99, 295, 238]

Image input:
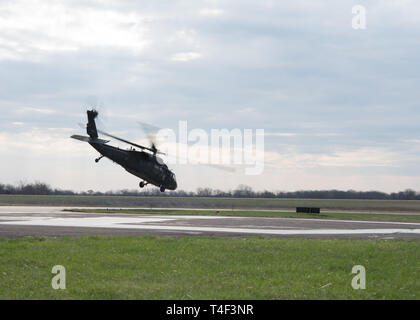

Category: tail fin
[86, 110, 98, 139]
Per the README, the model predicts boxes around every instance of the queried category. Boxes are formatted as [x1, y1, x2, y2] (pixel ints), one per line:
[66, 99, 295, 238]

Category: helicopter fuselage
[89, 141, 177, 191]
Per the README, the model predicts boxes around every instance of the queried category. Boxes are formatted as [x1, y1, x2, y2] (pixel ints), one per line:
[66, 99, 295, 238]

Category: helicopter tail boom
[71, 135, 109, 144]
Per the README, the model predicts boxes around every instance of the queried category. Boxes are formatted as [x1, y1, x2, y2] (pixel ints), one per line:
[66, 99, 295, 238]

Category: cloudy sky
[1, 0, 420, 192]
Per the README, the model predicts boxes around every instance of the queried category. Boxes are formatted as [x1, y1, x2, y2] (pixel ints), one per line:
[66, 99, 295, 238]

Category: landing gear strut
[160, 185, 166, 193]
[95, 155, 104, 163]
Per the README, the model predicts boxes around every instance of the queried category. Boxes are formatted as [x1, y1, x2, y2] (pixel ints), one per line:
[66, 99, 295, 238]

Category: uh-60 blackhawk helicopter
[71, 109, 177, 192]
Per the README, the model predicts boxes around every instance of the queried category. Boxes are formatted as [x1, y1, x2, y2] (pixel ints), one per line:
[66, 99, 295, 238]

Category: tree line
[1, 181, 419, 200]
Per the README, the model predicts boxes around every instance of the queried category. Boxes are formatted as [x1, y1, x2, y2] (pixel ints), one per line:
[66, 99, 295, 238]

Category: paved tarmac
[0, 206, 419, 239]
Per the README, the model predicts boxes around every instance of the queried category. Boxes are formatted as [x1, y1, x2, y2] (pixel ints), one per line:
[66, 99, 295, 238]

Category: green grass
[0, 236, 419, 299]
[65, 208, 420, 223]
[3, 195, 420, 212]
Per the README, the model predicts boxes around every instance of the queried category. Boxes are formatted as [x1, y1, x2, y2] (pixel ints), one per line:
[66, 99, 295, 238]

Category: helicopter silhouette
[71, 109, 177, 192]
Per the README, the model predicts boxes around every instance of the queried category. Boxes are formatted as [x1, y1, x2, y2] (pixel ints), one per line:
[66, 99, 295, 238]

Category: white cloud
[199, 8, 225, 16]
[263, 132, 298, 137]
[0, 129, 84, 156]
[265, 147, 402, 169]
[0, 0, 150, 60]
[15, 107, 56, 115]
[171, 52, 202, 62]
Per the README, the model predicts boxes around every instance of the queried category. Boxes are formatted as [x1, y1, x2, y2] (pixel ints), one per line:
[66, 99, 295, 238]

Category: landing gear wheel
[160, 186, 165, 192]
[95, 155, 104, 163]
[139, 181, 145, 188]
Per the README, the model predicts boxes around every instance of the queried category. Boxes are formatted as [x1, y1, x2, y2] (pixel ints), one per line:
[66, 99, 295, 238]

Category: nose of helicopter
[166, 172, 177, 190]
[171, 179, 177, 190]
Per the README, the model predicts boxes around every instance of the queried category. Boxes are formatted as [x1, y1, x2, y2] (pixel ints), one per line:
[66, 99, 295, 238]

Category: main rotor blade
[97, 129, 165, 155]
[164, 153, 236, 173]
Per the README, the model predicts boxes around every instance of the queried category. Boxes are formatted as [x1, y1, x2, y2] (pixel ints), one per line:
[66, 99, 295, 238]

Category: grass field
[2, 196, 419, 300]
[66, 208, 420, 223]
[0, 236, 419, 299]
[2, 195, 420, 213]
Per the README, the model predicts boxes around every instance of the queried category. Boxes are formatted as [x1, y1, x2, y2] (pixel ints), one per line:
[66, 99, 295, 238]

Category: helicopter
[71, 109, 177, 192]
